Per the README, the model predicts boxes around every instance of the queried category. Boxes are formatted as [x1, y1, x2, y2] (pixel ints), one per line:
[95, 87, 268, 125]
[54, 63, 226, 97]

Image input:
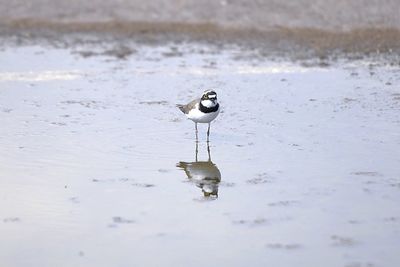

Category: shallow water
[0, 44, 400, 267]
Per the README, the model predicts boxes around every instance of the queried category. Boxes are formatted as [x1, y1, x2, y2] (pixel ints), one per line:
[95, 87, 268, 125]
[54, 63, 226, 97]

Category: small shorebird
[177, 90, 220, 141]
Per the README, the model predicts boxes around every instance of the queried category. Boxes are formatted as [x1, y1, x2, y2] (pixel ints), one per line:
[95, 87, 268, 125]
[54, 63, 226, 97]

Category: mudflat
[0, 1, 400, 267]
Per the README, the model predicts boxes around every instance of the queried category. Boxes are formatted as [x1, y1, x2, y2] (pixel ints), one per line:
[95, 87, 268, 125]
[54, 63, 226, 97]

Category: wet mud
[0, 40, 399, 267]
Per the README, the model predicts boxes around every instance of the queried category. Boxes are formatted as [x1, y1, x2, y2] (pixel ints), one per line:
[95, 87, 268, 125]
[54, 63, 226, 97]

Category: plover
[177, 90, 220, 141]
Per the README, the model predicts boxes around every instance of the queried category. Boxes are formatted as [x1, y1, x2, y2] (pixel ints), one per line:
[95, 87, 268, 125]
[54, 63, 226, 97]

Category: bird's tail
[176, 104, 185, 113]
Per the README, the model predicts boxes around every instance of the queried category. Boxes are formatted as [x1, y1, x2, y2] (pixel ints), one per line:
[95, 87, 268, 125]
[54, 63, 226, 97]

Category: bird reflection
[177, 142, 221, 198]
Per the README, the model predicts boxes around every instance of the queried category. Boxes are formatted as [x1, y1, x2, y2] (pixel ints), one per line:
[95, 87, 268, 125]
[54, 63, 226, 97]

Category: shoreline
[1, 21, 400, 64]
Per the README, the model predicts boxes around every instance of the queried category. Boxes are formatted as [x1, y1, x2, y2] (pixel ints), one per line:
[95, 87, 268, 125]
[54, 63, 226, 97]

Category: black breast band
[199, 102, 219, 113]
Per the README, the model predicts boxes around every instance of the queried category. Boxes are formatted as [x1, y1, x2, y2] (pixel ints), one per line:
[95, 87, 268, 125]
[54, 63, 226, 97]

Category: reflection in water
[177, 142, 221, 198]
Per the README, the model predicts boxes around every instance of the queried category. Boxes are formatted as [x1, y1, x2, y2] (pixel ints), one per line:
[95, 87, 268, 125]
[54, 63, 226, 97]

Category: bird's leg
[195, 122, 198, 142]
[207, 141, 211, 162]
[195, 140, 199, 162]
[207, 123, 211, 142]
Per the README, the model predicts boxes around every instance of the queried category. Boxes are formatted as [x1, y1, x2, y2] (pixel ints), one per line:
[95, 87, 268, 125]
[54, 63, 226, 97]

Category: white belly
[187, 104, 220, 123]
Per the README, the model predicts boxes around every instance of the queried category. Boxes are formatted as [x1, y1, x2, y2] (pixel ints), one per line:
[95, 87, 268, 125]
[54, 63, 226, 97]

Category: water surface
[0, 45, 399, 267]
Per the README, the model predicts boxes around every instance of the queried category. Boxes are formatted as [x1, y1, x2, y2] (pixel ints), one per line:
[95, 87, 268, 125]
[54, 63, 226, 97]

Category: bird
[177, 90, 220, 141]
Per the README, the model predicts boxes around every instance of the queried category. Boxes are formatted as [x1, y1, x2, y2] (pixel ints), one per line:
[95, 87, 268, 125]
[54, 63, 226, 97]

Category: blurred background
[1, 0, 400, 55]
[2, 0, 400, 29]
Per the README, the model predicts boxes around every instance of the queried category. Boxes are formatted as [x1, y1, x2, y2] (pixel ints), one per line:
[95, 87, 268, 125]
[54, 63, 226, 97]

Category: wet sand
[1, 1, 400, 266]
[2, 0, 400, 30]
[1, 0, 400, 57]
[0, 42, 399, 267]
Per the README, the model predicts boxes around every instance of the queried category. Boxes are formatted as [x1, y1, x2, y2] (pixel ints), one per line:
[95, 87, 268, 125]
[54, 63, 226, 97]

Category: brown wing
[176, 98, 199, 114]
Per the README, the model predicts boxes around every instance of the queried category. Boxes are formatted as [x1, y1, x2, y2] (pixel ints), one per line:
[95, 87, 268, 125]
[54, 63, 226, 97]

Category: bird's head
[200, 90, 218, 108]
